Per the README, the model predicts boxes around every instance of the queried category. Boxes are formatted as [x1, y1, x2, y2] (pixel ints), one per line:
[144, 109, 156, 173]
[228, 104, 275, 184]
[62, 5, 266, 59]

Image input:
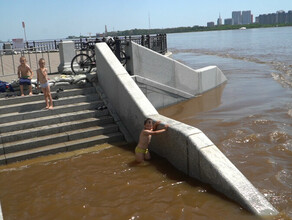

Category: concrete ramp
[95, 42, 278, 216]
[126, 42, 227, 108]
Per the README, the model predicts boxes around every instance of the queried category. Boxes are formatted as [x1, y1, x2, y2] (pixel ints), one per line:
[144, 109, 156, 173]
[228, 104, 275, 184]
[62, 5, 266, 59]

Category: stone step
[0, 82, 126, 165]
[0, 87, 97, 106]
[2, 123, 119, 154]
[0, 81, 94, 99]
[0, 93, 100, 114]
[0, 100, 105, 123]
[0, 115, 114, 143]
[1, 132, 125, 164]
[0, 109, 109, 133]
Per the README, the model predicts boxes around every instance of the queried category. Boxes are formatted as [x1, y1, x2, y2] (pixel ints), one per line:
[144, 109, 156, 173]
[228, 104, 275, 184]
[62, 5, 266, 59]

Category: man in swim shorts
[135, 118, 168, 163]
[17, 56, 33, 96]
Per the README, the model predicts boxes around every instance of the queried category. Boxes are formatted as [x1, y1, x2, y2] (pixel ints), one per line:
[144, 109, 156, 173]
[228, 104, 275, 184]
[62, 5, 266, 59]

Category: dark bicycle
[71, 38, 128, 75]
[71, 42, 97, 75]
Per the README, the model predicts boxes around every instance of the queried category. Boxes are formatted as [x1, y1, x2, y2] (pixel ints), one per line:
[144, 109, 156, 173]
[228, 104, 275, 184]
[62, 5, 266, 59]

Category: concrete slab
[198, 145, 278, 215]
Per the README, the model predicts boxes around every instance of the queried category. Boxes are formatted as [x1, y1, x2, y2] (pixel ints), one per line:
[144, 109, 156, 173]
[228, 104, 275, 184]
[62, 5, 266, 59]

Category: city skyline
[1, 0, 292, 41]
[209, 9, 292, 26]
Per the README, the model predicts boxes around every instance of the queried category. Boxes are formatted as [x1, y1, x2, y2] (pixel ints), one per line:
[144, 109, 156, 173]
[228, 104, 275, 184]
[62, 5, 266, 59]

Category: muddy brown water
[0, 144, 273, 220]
[0, 27, 291, 219]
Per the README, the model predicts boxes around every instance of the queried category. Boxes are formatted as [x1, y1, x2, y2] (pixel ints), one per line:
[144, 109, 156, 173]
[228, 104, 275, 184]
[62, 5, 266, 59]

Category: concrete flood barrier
[126, 42, 227, 108]
[95, 42, 278, 216]
[0, 201, 3, 220]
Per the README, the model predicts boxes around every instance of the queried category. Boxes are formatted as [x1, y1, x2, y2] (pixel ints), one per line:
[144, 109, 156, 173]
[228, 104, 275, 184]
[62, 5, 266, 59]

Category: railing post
[158, 34, 164, 54]
[115, 37, 121, 61]
[146, 35, 150, 49]
[141, 35, 144, 46]
[164, 34, 167, 54]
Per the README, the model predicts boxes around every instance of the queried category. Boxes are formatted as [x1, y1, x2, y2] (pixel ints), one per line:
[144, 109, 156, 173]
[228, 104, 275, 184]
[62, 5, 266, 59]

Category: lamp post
[22, 21, 28, 48]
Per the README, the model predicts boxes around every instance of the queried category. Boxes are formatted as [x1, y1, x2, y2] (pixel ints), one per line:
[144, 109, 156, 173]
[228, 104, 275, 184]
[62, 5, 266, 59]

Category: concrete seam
[200, 144, 214, 149]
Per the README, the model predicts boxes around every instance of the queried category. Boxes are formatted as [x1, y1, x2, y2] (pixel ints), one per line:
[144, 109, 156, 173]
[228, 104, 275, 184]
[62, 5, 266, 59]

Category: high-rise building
[277, 10, 286, 23]
[242, 10, 251, 24]
[257, 10, 292, 24]
[207, 22, 215, 27]
[224, 18, 233, 25]
[217, 13, 222, 26]
[288, 10, 292, 23]
[258, 14, 277, 24]
[232, 11, 242, 25]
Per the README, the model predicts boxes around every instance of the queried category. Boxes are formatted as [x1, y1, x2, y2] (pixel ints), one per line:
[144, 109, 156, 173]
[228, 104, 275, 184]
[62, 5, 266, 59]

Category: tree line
[66, 23, 292, 39]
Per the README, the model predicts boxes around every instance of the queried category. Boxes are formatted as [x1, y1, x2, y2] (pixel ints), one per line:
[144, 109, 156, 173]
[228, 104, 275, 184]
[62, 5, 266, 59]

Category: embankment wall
[125, 42, 227, 108]
[95, 42, 278, 216]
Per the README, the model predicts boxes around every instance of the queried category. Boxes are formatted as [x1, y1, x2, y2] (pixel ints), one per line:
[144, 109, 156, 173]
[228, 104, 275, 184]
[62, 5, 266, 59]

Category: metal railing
[0, 46, 60, 76]
[1, 34, 167, 77]
[25, 40, 60, 52]
[123, 34, 167, 54]
[72, 34, 167, 54]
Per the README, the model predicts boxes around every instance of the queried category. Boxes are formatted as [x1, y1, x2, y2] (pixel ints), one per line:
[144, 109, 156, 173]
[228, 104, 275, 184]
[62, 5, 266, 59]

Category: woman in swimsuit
[135, 118, 168, 163]
[37, 58, 53, 109]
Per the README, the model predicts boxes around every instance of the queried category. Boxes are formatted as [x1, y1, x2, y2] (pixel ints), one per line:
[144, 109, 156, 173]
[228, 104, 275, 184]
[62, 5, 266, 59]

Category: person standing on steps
[36, 58, 53, 109]
[17, 56, 33, 96]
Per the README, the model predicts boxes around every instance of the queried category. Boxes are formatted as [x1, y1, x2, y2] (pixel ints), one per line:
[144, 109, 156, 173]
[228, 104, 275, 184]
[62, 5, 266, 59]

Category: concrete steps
[0, 83, 125, 164]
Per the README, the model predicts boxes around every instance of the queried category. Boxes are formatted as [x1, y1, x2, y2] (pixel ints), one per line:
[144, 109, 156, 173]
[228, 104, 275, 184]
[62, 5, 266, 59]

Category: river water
[0, 27, 291, 219]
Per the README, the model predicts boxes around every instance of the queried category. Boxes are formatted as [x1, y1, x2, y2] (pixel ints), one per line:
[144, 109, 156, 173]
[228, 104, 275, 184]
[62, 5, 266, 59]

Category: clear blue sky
[0, 0, 291, 41]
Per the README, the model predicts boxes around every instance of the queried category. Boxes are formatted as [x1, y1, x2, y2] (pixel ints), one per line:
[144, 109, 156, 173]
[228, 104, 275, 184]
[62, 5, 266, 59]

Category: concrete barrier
[58, 41, 75, 73]
[0, 201, 3, 220]
[95, 42, 278, 216]
[126, 42, 227, 109]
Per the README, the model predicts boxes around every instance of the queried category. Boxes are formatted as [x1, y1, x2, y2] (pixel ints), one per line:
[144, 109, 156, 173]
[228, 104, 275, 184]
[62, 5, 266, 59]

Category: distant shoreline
[1, 24, 292, 45]
[105, 23, 292, 37]
[66, 23, 292, 39]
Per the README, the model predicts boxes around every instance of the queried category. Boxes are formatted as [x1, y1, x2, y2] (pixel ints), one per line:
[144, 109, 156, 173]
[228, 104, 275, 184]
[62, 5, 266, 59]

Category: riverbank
[104, 23, 292, 37]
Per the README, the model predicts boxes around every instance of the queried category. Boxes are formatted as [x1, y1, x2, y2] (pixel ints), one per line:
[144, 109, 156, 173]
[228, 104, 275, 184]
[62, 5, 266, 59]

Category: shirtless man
[135, 118, 168, 163]
[17, 56, 33, 96]
[36, 58, 53, 109]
